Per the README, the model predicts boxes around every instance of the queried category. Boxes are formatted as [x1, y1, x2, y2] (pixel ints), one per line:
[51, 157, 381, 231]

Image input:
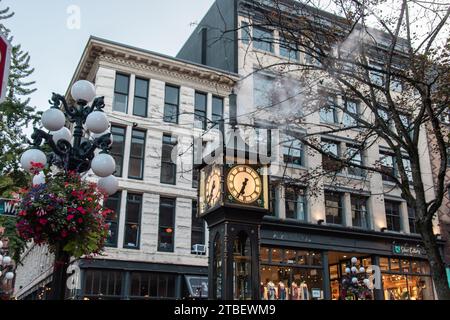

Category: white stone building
[14, 36, 238, 300]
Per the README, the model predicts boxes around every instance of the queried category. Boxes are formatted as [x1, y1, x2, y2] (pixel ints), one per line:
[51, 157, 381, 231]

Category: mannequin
[299, 281, 310, 300]
[267, 281, 276, 300]
[260, 282, 268, 300]
[278, 281, 287, 300]
[291, 282, 300, 300]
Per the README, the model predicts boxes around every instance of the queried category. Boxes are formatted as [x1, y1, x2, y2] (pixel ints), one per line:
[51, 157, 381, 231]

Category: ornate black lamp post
[20, 80, 119, 300]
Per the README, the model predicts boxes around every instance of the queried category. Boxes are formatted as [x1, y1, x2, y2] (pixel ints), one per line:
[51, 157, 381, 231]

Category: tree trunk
[50, 243, 70, 300]
[418, 220, 450, 300]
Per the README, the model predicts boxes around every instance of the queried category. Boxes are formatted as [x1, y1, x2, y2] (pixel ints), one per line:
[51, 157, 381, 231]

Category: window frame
[128, 129, 146, 180]
[113, 73, 130, 113]
[160, 134, 177, 185]
[104, 191, 122, 247]
[110, 125, 127, 177]
[285, 187, 307, 221]
[133, 77, 149, 117]
[191, 200, 205, 253]
[163, 84, 180, 124]
[350, 195, 369, 229]
[194, 91, 208, 130]
[158, 197, 176, 253]
[385, 200, 401, 232]
[123, 193, 143, 250]
[319, 96, 338, 124]
[325, 191, 343, 225]
[252, 26, 274, 53]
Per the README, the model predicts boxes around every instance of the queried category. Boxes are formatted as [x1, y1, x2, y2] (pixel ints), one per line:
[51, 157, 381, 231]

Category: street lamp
[341, 256, 372, 300]
[0, 240, 14, 298]
[20, 80, 119, 300]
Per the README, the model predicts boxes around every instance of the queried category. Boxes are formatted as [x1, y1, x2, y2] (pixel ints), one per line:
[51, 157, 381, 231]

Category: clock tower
[197, 97, 269, 300]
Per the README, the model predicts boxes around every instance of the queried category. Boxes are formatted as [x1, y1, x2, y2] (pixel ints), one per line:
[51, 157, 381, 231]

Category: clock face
[227, 165, 262, 204]
[205, 167, 221, 207]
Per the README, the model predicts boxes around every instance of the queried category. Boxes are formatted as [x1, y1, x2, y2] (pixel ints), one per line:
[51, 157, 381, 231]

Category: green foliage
[0, 0, 38, 263]
[0, 1, 38, 191]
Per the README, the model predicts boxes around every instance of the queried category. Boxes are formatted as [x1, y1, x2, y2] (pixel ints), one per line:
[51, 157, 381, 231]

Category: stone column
[343, 192, 352, 227]
[127, 74, 136, 116]
[400, 201, 410, 234]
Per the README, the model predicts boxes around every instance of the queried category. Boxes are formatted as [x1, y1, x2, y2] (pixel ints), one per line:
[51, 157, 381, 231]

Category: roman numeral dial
[227, 165, 262, 204]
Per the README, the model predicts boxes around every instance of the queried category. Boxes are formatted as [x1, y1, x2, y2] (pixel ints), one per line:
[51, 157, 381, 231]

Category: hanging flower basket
[15, 166, 112, 258]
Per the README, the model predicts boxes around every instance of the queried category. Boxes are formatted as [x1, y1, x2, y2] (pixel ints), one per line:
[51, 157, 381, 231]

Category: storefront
[259, 218, 443, 300]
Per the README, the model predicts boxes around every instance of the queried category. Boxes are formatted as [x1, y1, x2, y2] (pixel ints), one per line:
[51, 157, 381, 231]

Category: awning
[185, 276, 208, 298]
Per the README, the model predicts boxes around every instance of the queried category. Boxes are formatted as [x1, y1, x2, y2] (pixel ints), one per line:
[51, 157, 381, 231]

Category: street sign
[0, 33, 12, 103]
[0, 198, 18, 217]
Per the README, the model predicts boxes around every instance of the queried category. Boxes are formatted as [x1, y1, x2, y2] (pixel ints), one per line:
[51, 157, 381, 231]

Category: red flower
[77, 218, 83, 224]
[67, 214, 75, 221]
[39, 218, 48, 225]
[77, 206, 86, 215]
[18, 210, 27, 217]
[61, 230, 68, 238]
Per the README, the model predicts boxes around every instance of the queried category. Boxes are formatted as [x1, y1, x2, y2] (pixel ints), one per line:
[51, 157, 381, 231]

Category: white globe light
[351, 266, 357, 273]
[352, 277, 358, 284]
[85, 111, 109, 134]
[97, 175, 119, 195]
[0, 241, 3, 249]
[20, 149, 47, 172]
[33, 172, 46, 186]
[359, 267, 365, 273]
[91, 153, 116, 177]
[71, 80, 96, 103]
[345, 267, 351, 274]
[41, 108, 65, 132]
[5, 272, 14, 280]
[3, 256, 11, 265]
[363, 278, 370, 287]
[351, 257, 358, 264]
[52, 127, 72, 144]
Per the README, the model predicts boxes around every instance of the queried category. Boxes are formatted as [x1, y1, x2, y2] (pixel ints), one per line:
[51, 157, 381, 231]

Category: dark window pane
[159, 198, 175, 252]
[129, 130, 145, 179]
[191, 200, 205, 250]
[104, 191, 121, 247]
[161, 134, 177, 184]
[385, 200, 401, 232]
[133, 97, 147, 117]
[195, 92, 207, 130]
[325, 192, 342, 225]
[211, 96, 223, 127]
[253, 27, 273, 52]
[351, 195, 368, 228]
[135, 78, 149, 98]
[110, 126, 126, 177]
[113, 93, 128, 113]
[124, 194, 142, 248]
[165, 85, 179, 105]
[164, 104, 178, 123]
[115, 74, 130, 94]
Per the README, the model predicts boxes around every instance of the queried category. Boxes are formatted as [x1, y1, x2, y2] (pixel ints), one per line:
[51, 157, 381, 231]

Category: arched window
[233, 231, 252, 300]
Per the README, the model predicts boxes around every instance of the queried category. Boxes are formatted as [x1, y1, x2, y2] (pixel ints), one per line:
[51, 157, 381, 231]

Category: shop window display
[260, 247, 324, 300]
[381, 257, 434, 300]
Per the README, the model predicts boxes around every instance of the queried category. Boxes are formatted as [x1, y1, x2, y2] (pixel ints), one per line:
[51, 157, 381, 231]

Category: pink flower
[77, 207, 86, 215]
[39, 218, 48, 225]
[77, 218, 83, 224]
[61, 230, 68, 238]
[67, 214, 75, 221]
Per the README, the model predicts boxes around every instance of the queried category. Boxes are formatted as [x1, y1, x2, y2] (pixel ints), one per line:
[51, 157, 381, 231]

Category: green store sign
[392, 244, 426, 257]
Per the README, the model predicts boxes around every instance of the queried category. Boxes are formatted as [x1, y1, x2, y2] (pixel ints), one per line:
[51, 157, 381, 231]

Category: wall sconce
[317, 219, 325, 225]
[381, 227, 387, 232]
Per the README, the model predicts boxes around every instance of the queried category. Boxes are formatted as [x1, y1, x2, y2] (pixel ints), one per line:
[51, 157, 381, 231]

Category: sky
[1, 0, 215, 114]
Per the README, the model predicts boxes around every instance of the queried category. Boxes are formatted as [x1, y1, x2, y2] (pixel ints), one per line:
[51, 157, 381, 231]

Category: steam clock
[198, 144, 269, 300]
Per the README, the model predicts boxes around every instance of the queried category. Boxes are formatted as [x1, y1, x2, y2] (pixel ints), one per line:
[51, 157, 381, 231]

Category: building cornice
[68, 36, 240, 96]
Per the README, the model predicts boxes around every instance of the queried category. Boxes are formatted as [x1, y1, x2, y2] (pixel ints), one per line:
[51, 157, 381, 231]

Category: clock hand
[208, 180, 216, 203]
[239, 178, 249, 198]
